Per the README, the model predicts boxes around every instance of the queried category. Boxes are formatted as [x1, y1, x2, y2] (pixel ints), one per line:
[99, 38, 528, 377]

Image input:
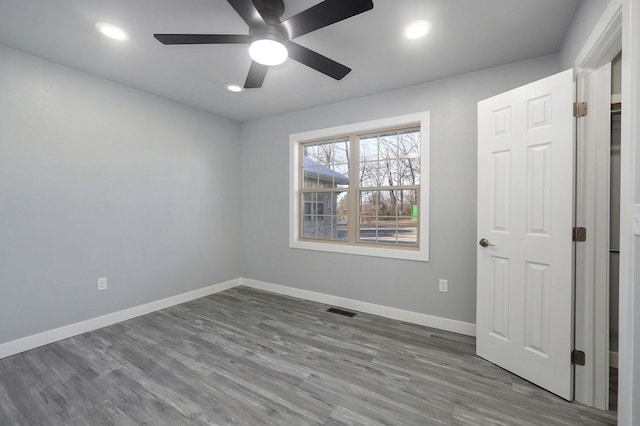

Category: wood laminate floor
[0, 286, 617, 425]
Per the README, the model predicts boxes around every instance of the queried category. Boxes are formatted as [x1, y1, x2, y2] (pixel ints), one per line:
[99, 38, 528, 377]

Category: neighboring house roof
[303, 157, 349, 185]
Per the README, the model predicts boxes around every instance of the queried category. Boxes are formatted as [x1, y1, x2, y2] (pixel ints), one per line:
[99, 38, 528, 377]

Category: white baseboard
[240, 278, 476, 336]
[610, 350, 619, 369]
[0, 276, 477, 360]
[0, 278, 241, 360]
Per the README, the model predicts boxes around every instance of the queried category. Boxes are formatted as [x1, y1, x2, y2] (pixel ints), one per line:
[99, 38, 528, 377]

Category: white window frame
[289, 111, 430, 261]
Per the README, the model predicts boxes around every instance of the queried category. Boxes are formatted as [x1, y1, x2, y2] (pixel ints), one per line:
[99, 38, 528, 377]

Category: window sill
[289, 239, 429, 262]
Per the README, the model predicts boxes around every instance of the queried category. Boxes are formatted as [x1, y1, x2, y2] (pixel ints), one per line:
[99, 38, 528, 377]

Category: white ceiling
[0, 0, 581, 122]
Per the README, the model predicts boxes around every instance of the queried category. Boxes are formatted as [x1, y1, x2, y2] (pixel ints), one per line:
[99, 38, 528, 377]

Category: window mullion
[298, 143, 304, 240]
[348, 134, 359, 244]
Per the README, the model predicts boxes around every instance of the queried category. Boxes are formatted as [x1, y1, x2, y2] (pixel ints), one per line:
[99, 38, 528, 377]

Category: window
[290, 112, 429, 261]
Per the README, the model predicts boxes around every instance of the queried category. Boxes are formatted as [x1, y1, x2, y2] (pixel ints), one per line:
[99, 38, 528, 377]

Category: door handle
[479, 238, 495, 248]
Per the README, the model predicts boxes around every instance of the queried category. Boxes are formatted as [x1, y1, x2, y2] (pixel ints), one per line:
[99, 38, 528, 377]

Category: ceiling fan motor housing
[249, 0, 287, 42]
[252, 0, 285, 25]
[249, 24, 287, 43]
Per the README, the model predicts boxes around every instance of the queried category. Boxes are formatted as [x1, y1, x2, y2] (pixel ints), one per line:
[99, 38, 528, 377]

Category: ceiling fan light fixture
[249, 38, 288, 66]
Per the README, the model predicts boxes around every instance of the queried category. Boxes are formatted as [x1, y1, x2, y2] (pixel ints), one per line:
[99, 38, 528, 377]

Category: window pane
[333, 139, 350, 165]
[302, 166, 320, 189]
[358, 129, 420, 188]
[398, 189, 418, 217]
[359, 161, 382, 187]
[379, 133, 398, 162]
[314, 142, 333, 166]
[302, 191, 348, 241]
[358, 189, 417, 246]
[399, 130, 420, 156]
[380, 158, 400, 186]
[399, 130, 421, 185]
[303, 140, 349, 189]
[359, 136, 378, 162]
[400, 157, 421, 185]
[336, 192, 348, 241]
[303, 144, 319, 163]
[332, 163, 349, 188]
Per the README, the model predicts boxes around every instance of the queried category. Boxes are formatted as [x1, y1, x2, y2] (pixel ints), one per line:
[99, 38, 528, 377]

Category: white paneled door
[476, 69, 575, 400]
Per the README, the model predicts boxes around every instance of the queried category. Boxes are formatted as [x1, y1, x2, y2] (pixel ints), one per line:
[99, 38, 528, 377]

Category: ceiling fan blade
[286, 41, 351, 80]
[227, 0, 265, 27]
[244, 61, 269, 88]
[154, 34, 250, 45]
[281, 0, 373, 39]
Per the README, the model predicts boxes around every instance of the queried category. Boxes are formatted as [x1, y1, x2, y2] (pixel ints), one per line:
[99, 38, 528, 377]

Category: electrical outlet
[438, 279, 448, 293]
[98, 277, 108, 291]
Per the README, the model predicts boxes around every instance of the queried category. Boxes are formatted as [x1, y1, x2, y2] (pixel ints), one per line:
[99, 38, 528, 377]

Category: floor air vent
[326, 307, 357, 318]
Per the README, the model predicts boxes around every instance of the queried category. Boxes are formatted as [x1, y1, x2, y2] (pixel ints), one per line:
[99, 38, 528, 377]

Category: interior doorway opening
[608, 50, 622, 411]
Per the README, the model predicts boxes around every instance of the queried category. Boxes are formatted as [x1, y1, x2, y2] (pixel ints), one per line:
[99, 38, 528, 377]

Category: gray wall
[560, 0, 612, 69]
[0, 45, 241, 344]
[239, 54, 561, 325]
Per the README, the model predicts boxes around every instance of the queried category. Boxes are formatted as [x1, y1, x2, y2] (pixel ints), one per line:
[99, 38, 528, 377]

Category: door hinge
[572, 350, 586, 366]
[573, 227, 587, 242]
[574, 102, 588, 117]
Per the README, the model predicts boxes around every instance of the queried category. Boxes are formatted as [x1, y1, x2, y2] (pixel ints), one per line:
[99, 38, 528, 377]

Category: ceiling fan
[154, 0, 374, 89]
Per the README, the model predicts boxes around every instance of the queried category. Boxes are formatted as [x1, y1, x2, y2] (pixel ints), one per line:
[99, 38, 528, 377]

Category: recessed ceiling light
[404, 20, 432, 40]
[95, 22, 129, 41]
[225, 84, 244, 93]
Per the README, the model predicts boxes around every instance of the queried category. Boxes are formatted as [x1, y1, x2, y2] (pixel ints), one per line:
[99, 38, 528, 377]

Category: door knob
[479, 238, 495, 247]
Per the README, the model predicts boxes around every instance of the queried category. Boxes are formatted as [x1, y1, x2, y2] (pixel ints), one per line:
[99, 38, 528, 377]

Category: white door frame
[573, 0, 621, 411]
[573, 0, 639, 422]
[574, 63, 613, 410]
[618, 0, 638, 424]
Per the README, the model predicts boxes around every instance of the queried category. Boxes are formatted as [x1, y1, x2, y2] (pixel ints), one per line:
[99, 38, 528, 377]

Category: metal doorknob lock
[479, 238, 495, 247]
